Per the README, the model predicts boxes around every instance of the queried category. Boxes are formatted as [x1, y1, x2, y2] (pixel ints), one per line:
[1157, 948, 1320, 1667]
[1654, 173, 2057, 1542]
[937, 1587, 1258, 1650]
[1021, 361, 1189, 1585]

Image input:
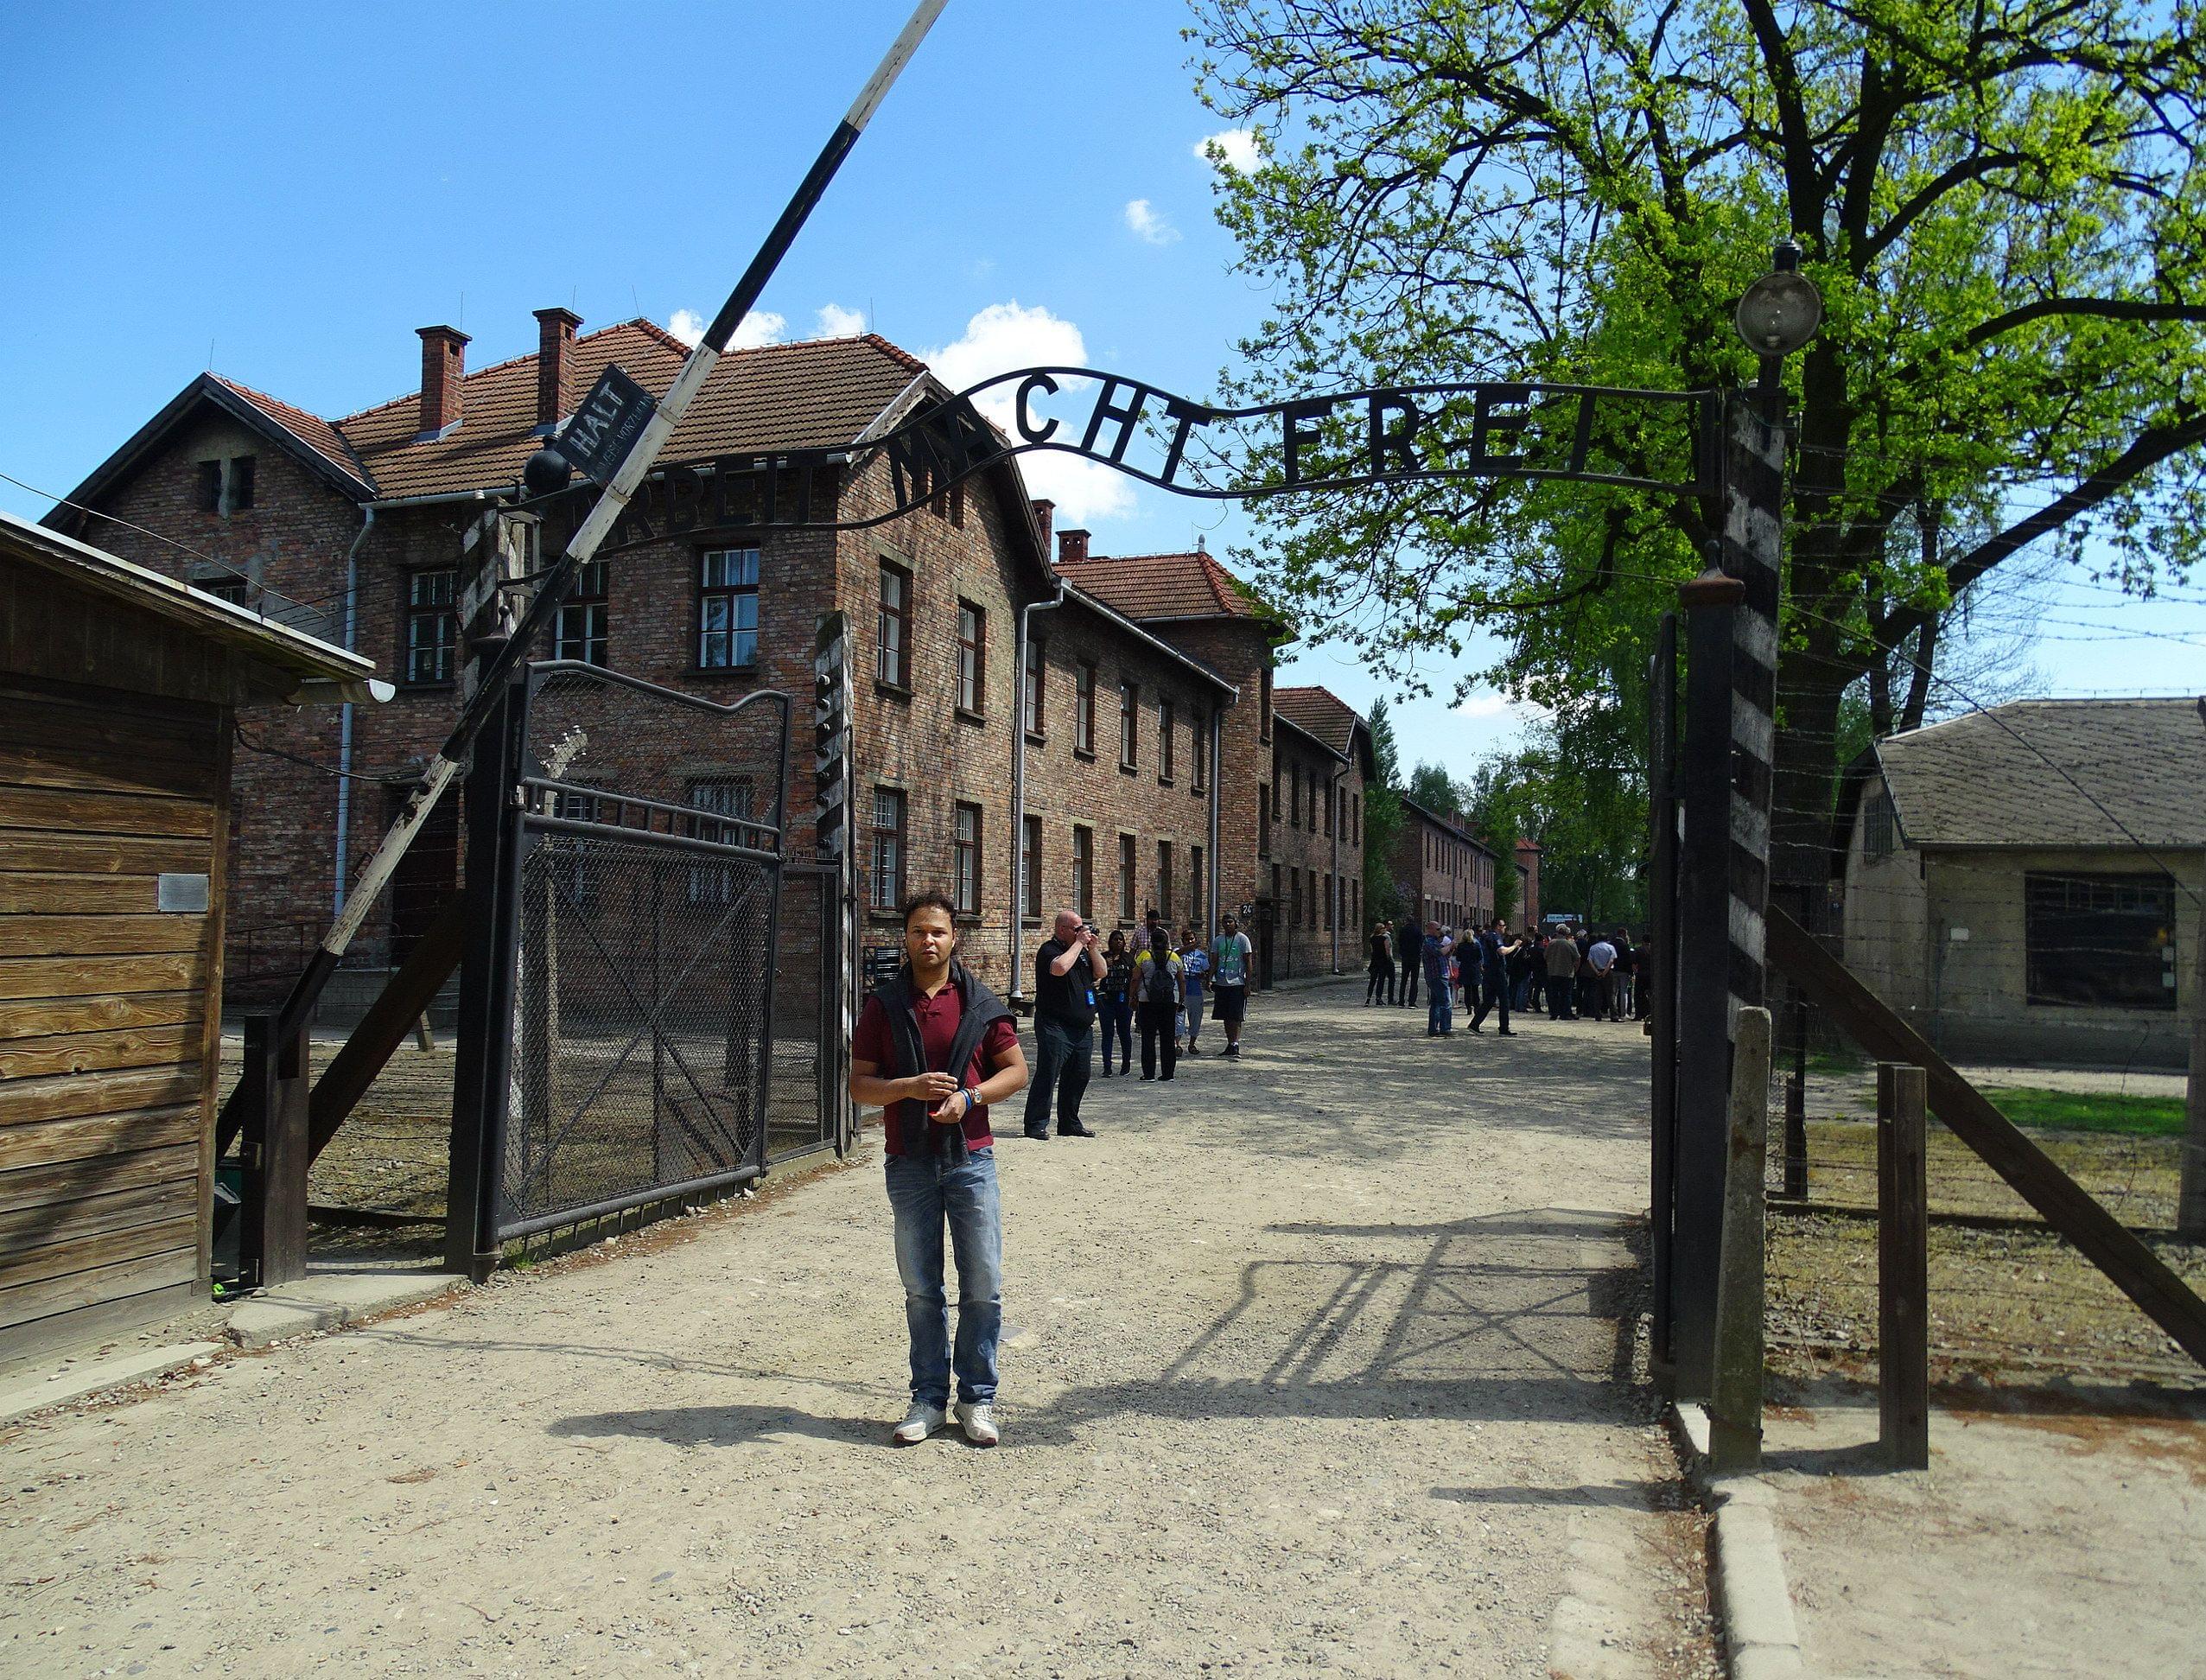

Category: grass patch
[1981, 1085, 2186, 1138]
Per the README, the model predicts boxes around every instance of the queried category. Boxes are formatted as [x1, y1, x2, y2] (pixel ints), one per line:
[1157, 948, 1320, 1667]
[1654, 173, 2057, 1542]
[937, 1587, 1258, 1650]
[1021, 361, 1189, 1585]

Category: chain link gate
[454, 661, 803, 1254]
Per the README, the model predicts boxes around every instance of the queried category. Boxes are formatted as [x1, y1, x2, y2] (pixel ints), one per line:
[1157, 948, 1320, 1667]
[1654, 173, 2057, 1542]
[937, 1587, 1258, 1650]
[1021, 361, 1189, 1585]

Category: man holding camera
[1023, 907, 1103, 1139]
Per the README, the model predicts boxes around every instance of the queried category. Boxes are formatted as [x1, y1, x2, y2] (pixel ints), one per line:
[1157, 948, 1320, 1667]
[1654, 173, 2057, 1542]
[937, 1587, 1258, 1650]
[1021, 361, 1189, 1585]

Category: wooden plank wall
[0, 667, 229, 1362]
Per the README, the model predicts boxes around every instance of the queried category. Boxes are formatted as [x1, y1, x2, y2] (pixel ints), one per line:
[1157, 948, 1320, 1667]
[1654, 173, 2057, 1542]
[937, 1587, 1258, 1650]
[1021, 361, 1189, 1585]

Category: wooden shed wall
[0, 556, 234, 1363]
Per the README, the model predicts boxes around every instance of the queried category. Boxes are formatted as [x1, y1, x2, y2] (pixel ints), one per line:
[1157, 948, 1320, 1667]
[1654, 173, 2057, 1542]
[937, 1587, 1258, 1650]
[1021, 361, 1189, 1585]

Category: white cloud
[814, 302, 867, 339]
[920, 302, 1136, 526]
[669, 307, 786, 349]
[1193, 127, 1262, 173]
[1454, 690, 1554, 722]
[1123, 198, 1180, 245]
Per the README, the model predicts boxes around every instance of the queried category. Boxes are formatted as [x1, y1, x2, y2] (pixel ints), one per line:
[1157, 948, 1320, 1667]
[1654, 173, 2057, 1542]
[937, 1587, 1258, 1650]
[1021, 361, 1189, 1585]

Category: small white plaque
[156, 873, 210, 913]
[1946, 926, 1970, 943]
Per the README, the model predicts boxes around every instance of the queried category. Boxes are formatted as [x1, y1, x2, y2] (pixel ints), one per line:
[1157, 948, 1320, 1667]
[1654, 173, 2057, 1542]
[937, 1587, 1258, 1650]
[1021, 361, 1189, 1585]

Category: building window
[876, 561, 910, 688]
[1024, 639, 1046, 736]
[1024, 814, 1045, 920]
[1075, 662, 1097, 756]
[196, 461, 222, 513]
[1259, 665, 1273, 741]
[1865, 788, 1896, 862]
[1158, 839, 1174, 920]
[869, 786, 906, 911]
[1258, 788, 1271, 858]
[686, 778, 753, 902]
[1118, 832, 1137, 922]
[555, 560, 609, 665]
[1325, 780, 1335, 838]
[197, 455, 255, 514]
[1272, 754, 1282, 818]
[1289, 867, 1301, 930]
[1192, 714, 1209, 792]
[196, 571, 252, 607]
[1291, 768, 1302, 829]
[1071, 824, 1092, 920]
[2025, 872, 2177, 1011]
[956, 601, 985, 716]
[229, 455, 255, 511]
[953, 802, 982, 917]
[1119, 681, 1139, 770]
[698, 548, 760, 669]
[1159, 700, 1176, 783]
[404, 568, 457, 684]
[1190, 843, 1205, 927]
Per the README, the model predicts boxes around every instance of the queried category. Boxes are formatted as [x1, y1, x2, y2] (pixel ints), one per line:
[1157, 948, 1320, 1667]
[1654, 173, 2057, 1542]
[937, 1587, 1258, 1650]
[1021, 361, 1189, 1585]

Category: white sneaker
[954, 1401, 1000, 1448]
[890, 1402, 946, 1446]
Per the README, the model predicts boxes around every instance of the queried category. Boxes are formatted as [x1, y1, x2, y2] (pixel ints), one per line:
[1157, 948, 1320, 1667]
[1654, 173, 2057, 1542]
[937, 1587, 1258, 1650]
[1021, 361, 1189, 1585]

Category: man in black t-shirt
[1022, 907, 1102, 1140]
[1398, 914, 1424, 1008]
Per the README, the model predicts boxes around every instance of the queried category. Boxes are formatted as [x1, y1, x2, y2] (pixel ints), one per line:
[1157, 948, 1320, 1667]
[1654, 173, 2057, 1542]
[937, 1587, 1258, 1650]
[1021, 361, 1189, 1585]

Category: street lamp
[1735, 237, 1824, 421]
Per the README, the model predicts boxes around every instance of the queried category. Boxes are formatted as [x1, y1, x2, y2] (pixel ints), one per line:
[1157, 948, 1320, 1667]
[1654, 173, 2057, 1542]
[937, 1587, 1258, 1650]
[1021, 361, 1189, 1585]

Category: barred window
[953, 802, 982, 917]
[1071, 824, 1093, 920]
[555, 561, 609, 665]
[1075, 662, 1097, 755]
[870, 786, 906, 911]
[1118, 832, 1136, 922]
[404, 568, 457, 685]
[1158, 839, 1173, 920]
[2025, 872, 2177, 1011]
[698, 548, 760, 670]
[1160, 700, 1175, 783]
[1192, 712, 1209, 791]
[1119, 681, 1138, 770]
[1024, 814, 1045, 919]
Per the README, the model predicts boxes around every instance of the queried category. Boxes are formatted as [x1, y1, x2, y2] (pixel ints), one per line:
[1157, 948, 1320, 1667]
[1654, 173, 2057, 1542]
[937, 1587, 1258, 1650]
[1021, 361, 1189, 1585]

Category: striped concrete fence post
[1723, 398, 1784, 1034]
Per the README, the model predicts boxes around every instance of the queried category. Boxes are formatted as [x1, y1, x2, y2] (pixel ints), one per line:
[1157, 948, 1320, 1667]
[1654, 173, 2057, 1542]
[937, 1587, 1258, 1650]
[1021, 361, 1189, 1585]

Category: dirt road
[0, 983, 1710, 1677]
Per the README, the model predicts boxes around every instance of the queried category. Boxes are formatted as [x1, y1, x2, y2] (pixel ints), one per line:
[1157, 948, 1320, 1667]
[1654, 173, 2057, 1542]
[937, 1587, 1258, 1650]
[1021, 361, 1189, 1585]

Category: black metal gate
[471, 661, 798, 1247]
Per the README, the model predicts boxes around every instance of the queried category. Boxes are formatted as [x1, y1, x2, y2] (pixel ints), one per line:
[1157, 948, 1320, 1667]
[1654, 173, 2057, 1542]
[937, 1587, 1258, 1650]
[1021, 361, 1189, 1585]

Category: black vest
[871, 961, 1012, 1157]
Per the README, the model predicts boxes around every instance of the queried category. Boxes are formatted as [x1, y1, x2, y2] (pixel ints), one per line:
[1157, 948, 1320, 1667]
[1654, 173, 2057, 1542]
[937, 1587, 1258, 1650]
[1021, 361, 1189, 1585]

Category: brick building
[1393, 795, 1497, 931]
[1514, 836, 1543, 928]
[48, 312, 1380, 1005]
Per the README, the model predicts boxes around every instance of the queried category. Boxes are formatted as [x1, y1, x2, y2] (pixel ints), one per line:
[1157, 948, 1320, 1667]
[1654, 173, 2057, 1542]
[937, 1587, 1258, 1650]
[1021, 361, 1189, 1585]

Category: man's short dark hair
[900, 890, 957, 926]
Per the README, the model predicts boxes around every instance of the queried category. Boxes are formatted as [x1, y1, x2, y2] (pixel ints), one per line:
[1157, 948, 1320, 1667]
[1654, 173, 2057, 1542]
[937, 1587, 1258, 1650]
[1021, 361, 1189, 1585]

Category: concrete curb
[0, 1340, 224, 1424]
[1669, 1400, 1808, 1679]
[226, 1270, 468, 1351]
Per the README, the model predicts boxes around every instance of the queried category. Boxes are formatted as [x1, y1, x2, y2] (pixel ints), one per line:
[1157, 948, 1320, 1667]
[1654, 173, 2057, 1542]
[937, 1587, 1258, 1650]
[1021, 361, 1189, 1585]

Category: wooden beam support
[1767, 904, 2206, 1369]
[1878, 1062, 1930, 1470]
[306, 894, 465, 1161]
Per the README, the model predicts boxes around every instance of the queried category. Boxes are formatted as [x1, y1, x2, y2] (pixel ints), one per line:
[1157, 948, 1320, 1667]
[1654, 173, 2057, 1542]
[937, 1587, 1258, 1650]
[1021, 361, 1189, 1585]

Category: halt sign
[558, 365, 658, 486]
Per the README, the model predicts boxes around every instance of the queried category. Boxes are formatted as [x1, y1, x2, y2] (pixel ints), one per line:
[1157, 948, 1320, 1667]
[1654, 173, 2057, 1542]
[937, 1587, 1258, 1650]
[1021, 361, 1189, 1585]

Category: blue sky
[2, 0, 2197, 778]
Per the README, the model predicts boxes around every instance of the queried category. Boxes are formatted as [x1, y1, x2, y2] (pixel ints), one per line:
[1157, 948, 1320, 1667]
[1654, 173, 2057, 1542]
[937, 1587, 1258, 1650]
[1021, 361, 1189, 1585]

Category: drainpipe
[1328, 762, 1349, 973]
[1009, 577, 1067, 1000]
[332, 504, 377, 915]
[1206, 708, 1223, 943]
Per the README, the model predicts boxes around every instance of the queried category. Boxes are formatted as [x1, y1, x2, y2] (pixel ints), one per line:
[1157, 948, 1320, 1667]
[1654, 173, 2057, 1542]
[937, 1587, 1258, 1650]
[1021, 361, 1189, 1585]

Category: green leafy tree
[1194, 0, 2206, 888]
[1404, 760, 1459, 813]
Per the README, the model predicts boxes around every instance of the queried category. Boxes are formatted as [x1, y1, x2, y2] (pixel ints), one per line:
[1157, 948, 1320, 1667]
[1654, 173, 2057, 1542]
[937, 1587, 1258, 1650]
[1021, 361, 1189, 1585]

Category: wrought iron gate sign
[550, 366, 1718, 546]
[558, 364, 659, 486]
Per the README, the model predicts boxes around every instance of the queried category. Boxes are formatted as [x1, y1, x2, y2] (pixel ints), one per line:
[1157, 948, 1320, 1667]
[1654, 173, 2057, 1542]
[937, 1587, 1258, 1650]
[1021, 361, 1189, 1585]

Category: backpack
[1142, 953, 1177, 1008]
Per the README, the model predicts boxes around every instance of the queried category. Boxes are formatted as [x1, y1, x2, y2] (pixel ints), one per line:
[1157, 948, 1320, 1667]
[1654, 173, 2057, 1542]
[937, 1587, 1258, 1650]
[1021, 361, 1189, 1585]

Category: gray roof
[1876, 698, 2206, 850]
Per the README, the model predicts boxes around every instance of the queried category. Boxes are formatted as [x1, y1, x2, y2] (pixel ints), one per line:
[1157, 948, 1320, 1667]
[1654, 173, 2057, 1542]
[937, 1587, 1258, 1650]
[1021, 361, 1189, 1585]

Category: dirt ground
[0, 985, 1714, 1678]
[1759, 1373, 2206, 1678]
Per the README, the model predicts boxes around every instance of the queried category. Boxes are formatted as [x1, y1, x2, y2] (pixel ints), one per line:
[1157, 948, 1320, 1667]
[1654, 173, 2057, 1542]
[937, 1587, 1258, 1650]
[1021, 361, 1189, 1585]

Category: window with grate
[957, 601, 985, 716]
[1159, 700, 1175, 783]
[1118, 681, 1139, 769]
[869, 786, 906, 911]
[1071, 824, 1092, 920]
[1864, 787, 1896, 861]
[1158, 840, 1173, 920]
[197, 572, 252, 607]
[1074, 662, 1097, 755]
[1192, 712, 1209, 791]
[1025, 814, 1046, 919]
[698, 548, 760, 670]
[686, 778, 754, 902]
[1024, 639, 1046, 735]
[555, 560, 609, 665]
[953, 802, 982, 917]
[2024, 872, 2177, 1011]
[876, 561, 910, 688]
[1118, 832, 1136, 922]
[404, 568, 457, 685]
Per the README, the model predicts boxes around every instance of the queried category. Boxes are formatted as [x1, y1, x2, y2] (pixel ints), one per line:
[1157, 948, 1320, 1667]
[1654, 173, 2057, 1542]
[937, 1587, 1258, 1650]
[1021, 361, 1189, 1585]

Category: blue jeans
[885, 1148, 1001, 1407]
[1427, 984, 1453, 1034]
[1097, 996, 1132, 1073]
[1022, 1015, 1092, 1134]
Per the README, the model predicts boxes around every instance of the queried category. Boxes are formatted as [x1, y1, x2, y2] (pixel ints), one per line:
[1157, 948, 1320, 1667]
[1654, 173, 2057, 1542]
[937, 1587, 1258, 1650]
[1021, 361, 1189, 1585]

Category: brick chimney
[416, 325, 470, 438]
[1058, 527, 1090, 566]
[1030, 499, 1054, 558]
[532, 308, 582, 430]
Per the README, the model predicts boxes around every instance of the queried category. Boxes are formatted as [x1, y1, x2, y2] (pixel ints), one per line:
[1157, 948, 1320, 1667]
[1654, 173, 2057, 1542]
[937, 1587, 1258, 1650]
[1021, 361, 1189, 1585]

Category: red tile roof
[335, 323, 928, 500]
[1052, 548, 1273, 624]
[1273, 684, 1363, 756]
[212, 375, 368, 487]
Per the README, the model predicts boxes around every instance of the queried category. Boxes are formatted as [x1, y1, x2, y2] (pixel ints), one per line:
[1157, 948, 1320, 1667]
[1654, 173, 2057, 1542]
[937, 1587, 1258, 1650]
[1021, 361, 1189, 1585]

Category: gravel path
[1, 984, 1711, 1677]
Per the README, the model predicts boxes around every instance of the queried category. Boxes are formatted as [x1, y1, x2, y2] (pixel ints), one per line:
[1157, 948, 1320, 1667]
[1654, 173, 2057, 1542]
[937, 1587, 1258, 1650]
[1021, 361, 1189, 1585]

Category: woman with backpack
[1096, 928, 1135, 1077]
[1134, 926, 1184, 1082]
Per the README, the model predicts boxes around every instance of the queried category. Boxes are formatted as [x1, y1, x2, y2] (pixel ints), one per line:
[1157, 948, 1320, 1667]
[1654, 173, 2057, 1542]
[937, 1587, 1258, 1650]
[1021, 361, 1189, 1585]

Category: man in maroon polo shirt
[849, 892, 1028, 1447]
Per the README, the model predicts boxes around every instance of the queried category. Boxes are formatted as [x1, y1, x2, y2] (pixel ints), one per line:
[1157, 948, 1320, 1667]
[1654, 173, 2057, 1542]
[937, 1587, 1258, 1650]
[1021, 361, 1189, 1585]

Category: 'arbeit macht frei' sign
[548, 365, 1719, 545]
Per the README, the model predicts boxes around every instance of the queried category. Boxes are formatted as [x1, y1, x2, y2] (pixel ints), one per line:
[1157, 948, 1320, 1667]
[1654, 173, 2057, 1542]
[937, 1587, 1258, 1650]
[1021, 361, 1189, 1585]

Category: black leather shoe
[1058, 1123, 1097, 1138]
[1022, 1129, 1050, 1141]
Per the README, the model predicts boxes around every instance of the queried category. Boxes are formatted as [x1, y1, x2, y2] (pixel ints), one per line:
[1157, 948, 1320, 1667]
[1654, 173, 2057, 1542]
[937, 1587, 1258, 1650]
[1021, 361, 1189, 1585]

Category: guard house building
[0, 509, 374, 1362]
[1836, 698, 2204, 1067]
[47, 312, 1371, 1003]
